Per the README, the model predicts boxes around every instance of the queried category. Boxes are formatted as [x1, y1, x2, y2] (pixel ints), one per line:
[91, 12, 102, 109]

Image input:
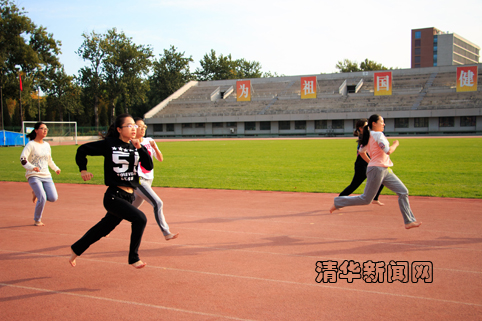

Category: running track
[1, 181, 481, 320]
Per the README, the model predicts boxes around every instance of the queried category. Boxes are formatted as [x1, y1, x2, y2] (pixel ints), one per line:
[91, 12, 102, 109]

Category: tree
[102, 28, 153, 123]
[149, 45, 194, 105]
[44, 66, 82, 121]
[77, 31, 106, 129]
[336, 58, 391, 73]
[0, 0, 61, 125]
[195, 50, 263, 81]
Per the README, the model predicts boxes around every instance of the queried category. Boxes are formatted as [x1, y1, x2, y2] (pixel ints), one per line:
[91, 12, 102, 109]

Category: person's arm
[20, 142, 40, 172]
[387, 140, 399, 155]
[75, 140, 107, 181]
[359, 151, 370, 163]
[132, 139, 154, 171]
[149, 140, 163, 162]
[47, 144, 61, 174]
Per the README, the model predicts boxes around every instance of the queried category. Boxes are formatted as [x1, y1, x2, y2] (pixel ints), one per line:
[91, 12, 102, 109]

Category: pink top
[359, 131, 393, 168]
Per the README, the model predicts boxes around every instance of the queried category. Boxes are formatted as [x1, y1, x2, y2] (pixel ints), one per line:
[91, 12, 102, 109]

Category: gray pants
[334, 166, 416, 224]
[133, 178, 171, 236]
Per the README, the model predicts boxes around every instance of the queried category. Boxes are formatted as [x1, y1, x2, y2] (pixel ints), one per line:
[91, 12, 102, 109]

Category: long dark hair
[104, 113, 133, 139]
[360, 114, 381, 146]
[354, 118, 367, 144]
[26, 122, 45, 141]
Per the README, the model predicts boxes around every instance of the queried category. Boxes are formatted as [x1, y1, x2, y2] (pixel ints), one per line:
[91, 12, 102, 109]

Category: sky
[16, 0, 482, 77]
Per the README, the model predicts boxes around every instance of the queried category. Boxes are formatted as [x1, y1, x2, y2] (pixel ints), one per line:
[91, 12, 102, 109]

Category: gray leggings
[334, 166, 416, 224]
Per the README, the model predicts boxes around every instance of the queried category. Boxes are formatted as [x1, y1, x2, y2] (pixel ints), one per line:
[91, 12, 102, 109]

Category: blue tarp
[0, 130, 25, 146]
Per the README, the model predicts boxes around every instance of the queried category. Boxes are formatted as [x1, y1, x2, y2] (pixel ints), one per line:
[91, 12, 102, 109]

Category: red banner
[374, 72, 392, 96]
[301, 76, 317, 99]
[456, 66, 478, 92]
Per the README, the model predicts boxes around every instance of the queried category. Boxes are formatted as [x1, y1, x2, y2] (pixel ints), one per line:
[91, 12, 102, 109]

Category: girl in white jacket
[20, 122, 60, 226]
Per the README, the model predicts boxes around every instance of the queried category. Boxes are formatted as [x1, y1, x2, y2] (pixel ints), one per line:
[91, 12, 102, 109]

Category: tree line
[1, 0, 392, 129]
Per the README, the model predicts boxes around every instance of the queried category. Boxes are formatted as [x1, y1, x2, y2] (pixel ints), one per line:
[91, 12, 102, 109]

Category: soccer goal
[22, 121, 77, 146]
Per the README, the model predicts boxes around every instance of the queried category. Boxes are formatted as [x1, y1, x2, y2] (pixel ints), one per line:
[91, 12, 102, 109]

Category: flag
[19, 74, 23, 91]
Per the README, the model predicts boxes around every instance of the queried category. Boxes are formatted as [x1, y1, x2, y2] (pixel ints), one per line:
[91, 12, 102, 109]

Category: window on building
[166, 124, 174, 132]
[415, 64, 420, 68]
[195, 123, 205, 128]
[212, 122, 224, 128]
[415, 39, 421, 47]
[315, 120, 327, 129]
[226, 122, 237, 128]
[415, 31, 421, 39]
[260, 121, 271, 130]
[245, 122, 256, 131]
[433, 35, 438, 43]
[415, 48, 421, 55]
[395, 118, 409, 128]
[153, 124, 163, 132]
[460, 116, 476, 127]
[279, 121, 291, 130]
[415, 56, 421, 63]
[295, 121, 306, 130]
[433, 46, 437, 52]
[439, 117, 454, 127]
[332, 120, 344, 129]
[182, 123, 192, 128]
[414, 118, 429, 128]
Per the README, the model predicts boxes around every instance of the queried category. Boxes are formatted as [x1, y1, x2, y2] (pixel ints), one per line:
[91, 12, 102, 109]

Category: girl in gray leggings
[330, 114, 421, 229]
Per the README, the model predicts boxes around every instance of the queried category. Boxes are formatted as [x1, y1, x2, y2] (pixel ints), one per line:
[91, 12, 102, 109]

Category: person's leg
[42, 177, 58, 203]
[103, 188, 147, 265]
[339, 166, 367, 196]
[135, 178, 175, 238]
[372, 184, 385, 205]
[332, 167, 386, 212]
[381, 169, 420, 228]
[28, 176, 47, 224]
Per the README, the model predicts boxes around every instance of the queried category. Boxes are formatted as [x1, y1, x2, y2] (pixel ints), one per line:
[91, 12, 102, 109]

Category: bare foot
[32, 191, 37, 204]
[329, 204, 338, 214]
[131, 260, 147, 269]
[69, 250, 77, 267]
[372, 200, 385, 206]
[405, 221, 422, 229]
[104, 233, 110, 238]
[165, 232, 179, 241]
[34, 221, 45, 226]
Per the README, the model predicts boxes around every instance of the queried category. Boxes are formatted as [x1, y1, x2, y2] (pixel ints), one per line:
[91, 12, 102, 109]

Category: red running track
[1, 181, 481, 320]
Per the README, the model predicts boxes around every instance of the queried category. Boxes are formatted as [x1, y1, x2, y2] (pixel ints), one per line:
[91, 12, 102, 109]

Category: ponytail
[26, 122, 44, 141]
[104, 113, 133, 139]
[360, 114, 380, 147]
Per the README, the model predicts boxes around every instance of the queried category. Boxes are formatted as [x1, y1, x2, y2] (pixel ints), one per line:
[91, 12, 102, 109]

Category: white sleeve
[47, 144, 60, 171]
[373, 132, 390, 154]
[20, 142, 36, 171]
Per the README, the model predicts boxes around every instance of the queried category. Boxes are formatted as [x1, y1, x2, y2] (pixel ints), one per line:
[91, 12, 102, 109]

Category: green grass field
[2, 137, 481, 199]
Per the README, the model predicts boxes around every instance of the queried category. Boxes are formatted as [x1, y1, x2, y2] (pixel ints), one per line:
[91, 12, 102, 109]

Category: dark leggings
[71, 186, 147, 264]
[339, 165, 384, 201]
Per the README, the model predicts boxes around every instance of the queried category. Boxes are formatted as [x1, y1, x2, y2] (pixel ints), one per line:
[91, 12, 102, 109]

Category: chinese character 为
[239, 84, 249, 98]
[459, 70, 475, 87]
[303, 81, 315, 95]
[315, 260, 338, 283]
[376, 76, 390, 91]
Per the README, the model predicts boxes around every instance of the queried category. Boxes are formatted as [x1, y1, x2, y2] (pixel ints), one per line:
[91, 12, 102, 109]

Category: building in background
[411, 27, 480, 68]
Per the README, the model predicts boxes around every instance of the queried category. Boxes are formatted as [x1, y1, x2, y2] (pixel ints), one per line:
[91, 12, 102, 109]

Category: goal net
[22, 121, 77, 146]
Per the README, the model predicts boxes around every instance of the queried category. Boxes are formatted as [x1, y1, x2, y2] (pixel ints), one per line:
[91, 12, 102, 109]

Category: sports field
[1, 137, 481, 198]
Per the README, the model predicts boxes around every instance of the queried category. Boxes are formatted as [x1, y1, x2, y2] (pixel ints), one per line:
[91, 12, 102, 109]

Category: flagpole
[1, 85, 5, 146]
[19, 72, 23, 127]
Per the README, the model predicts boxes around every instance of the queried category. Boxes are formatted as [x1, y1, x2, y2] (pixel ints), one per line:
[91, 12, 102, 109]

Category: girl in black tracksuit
[70, 114, 153, 269]
[339, 119, 384, 205]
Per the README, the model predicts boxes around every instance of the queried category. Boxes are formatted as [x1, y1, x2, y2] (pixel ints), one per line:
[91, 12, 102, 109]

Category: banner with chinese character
[236, 80, 251, 101]
[456, 66, 478, 92]
[301, 76, 317, 99]
[374, 72, 392, 96]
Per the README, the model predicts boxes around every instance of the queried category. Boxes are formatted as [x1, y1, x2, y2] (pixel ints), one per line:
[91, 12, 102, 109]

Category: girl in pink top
[330, 114, 421, 229]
